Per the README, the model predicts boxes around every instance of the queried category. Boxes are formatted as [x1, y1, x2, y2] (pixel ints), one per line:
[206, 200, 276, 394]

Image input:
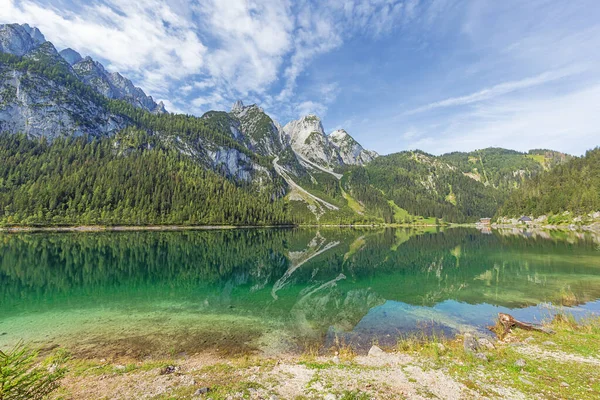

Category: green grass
[387, 200, 411, 222]
[399, 314, 600, 399]
[342, 187, 365, 214]
[47, 314, 600, 399]
[527, 154, 548, 169]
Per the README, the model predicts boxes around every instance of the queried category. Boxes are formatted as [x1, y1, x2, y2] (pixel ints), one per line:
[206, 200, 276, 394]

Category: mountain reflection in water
[1, 228, 599, 356]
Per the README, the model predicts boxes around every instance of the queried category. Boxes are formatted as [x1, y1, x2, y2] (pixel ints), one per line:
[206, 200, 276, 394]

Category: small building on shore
[518, 216, 533, 225]
[479, 218, 491, 225]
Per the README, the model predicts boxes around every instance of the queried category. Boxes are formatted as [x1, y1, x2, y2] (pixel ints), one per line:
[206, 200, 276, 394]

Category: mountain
[439, 148, 572, 192]
[283, 114, 377, 168]
[497, 148, 600, 221]
[0, 23, 45, 56]
[342, 151, 502, 223]
[0, 23, 166, 114]
[329, 129, 377, 166]
[58, 48, 82, 65]
[0, 41, 129, 139]
[71, 56, 166, 114]
[0, 23, 578, 227]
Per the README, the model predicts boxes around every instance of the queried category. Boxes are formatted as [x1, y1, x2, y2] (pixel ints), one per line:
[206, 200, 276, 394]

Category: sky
[1, 0, 599, 155]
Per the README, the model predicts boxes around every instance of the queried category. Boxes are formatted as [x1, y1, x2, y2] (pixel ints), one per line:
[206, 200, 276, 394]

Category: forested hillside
[0, 23, 583, 227]
[342, 151, 501, 223]
[498, 148, 600, 218]
[439, 148, 572, 193]
[0, 132, 288, 226]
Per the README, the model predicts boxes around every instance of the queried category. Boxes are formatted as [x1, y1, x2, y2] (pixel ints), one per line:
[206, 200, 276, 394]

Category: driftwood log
[493, 313, 555, 337]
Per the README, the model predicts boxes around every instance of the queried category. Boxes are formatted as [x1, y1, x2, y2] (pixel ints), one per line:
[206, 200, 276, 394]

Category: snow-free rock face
[229, 101, 288, 157]
[283, 116, 376, 168]
[72, 57, 166, 114]
[283, 114, 339, 167]
[0, 23, 45, 56]
[0, 66, 128, 139]
[0, 23, 166, 114]
[329, 129, 378, 165]
[59, 48, 83, 65]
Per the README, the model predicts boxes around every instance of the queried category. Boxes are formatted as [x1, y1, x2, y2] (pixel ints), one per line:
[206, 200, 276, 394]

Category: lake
[1, 227, 599, 358]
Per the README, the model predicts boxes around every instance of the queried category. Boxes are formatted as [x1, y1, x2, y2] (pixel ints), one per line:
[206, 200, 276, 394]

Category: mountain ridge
[0, 23, 166, 115]
[0, 22, 583, 226]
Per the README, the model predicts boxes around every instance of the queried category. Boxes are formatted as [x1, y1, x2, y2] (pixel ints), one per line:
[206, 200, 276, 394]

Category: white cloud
[194, 0, 294, 95]
[405, 67, 585, 115]
[404, 83, 600, 155]
[0, 0, 207, 96]
[0, 0, 427, 121]
[295, 100, 328, 117]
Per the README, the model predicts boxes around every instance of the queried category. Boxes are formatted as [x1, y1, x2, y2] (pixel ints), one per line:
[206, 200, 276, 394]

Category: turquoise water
[1, 228, 599, 357]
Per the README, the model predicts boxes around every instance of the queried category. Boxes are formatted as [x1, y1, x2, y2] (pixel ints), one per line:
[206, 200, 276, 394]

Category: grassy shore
[12, 314, 593, 399]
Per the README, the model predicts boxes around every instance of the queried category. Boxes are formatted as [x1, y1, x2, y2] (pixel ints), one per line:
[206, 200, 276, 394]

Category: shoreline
[27, 314, 600, 400]
[1, 222, 598, 233]
[0, 223, 444, 233]
[0, 224, 296, 233]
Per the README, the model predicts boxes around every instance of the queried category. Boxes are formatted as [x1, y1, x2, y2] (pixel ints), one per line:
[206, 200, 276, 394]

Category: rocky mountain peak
[0, 23, 166, 114]
[0, 23, 46, 56]
[282, 115, 377, 168]
[283, 114, 325, 144]
[20, 24, 45, 44]
[329, 129, 349, 141]
[59, 48, 83, 65]
[231, 100, 244, 113]
[153, 101, 167, 114]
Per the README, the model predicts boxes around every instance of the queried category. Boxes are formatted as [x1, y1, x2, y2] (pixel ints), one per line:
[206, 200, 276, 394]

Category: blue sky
[2, 0, 599, 155]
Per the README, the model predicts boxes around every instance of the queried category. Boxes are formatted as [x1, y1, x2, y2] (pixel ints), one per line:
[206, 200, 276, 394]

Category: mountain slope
[0, 29, 278, 186]
[0, 47, 129, 139]
[439, 148, 572, 192]
[0, 22, 582, 227]
[0, 131, 288, 226]
[497, 148, 600, 219]
[342, 151, 501, 223]
[0, 23, 165, 114]
[283, 114, 376, 168]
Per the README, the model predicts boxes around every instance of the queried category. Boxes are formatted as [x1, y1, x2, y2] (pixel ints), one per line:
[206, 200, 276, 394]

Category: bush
[0, 342, 67, 400]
